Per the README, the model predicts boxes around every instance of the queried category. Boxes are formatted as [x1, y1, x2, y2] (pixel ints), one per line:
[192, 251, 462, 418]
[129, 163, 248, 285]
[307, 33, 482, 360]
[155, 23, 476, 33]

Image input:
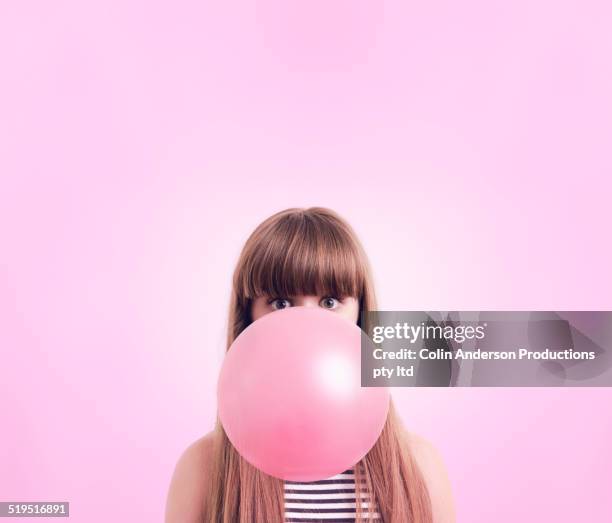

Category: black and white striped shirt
[284, 468, 381, 522]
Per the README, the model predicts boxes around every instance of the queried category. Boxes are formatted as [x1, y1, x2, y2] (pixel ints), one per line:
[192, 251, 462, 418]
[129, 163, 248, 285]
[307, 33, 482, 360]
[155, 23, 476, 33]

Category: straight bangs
[236, 211, 366, 302]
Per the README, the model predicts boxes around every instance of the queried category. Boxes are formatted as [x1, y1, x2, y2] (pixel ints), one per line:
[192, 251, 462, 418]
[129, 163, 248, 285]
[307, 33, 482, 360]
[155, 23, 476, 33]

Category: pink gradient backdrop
[1, 1, 611, 521]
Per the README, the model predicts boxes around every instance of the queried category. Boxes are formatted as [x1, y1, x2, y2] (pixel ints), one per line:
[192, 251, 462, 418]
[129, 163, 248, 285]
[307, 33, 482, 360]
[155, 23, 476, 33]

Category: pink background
[1, 1, 611, 521]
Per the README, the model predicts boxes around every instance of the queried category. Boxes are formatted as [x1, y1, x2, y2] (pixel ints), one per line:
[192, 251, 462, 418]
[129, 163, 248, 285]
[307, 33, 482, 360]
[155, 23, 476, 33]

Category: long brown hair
[204, 207, 432, 522]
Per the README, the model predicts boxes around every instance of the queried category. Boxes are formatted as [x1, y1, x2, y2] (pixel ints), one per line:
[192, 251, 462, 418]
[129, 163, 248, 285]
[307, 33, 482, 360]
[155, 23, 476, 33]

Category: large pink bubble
[217, 306, 389, 482]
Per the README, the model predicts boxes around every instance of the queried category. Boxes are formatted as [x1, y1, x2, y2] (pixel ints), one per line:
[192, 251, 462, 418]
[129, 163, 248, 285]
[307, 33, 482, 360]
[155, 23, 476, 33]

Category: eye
[269, 298, 292, 310]
[320, 296, 340, 310]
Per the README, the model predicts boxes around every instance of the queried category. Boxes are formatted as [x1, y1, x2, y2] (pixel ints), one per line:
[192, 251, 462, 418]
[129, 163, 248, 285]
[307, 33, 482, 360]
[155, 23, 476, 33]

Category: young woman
[165, 207, 455, 523]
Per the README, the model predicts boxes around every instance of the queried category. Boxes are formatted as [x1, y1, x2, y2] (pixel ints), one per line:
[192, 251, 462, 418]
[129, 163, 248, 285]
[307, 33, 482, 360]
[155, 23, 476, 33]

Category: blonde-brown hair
[204, 207, 432, 522]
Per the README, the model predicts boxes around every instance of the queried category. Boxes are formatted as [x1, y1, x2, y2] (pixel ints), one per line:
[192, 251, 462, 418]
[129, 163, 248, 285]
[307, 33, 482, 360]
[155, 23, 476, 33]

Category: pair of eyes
[267, 296, 342, 311]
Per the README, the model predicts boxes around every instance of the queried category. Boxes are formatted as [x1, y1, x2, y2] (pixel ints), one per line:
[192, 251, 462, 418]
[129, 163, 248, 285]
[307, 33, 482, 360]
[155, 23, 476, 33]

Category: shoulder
[165, 431, 216, 523]
[403, 430, 456, 523]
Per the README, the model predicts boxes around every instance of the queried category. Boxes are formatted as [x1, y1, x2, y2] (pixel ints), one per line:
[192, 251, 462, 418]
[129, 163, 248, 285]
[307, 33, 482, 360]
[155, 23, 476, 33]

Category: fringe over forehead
[234, 208, 369, 301]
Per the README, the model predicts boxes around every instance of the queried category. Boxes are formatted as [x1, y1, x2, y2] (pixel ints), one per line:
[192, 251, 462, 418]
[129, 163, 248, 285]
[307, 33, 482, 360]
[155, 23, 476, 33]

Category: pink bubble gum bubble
[217, 306, 389, 482]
